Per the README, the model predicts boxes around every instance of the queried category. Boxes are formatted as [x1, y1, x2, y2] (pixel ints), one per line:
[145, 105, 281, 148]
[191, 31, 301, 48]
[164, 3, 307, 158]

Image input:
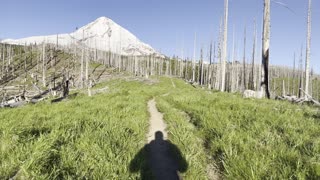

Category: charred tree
[261, 0, 271, 98]
[304, 0, 312, 99]
[221, 0, 229, 92]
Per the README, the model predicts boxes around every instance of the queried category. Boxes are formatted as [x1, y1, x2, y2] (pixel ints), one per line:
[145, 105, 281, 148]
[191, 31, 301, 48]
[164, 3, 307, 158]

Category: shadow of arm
[129, 144, 148, 173]
[169, 142, 188, 173]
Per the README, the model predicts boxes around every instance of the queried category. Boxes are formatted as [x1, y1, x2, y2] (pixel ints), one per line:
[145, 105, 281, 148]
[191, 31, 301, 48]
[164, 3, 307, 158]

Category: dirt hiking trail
[147, 99, 167, 142]
[146, 99, 182, 180]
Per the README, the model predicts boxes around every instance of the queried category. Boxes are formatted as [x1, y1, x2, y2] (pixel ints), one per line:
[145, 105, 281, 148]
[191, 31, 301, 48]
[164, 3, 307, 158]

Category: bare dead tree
[200, 48, 204, 85]
[298, 45, 304, 98]
[243, 26, 247, 91]
[192, 32, 197, 82]
[211, 42, 216, 88]
[42, 42, 46, 87]
[304, 0, 312, 99]
[231, 27, 236, 92]
[23, 45, 27, 96]
[86, 48, 89, 84]
[208, 41, 213, 88]
[216, 17, 223, 90]
[1, 44, 4, 79]
[292, 53, 296, 95]
[221, 0, 229, 92]
[250, 19, 257, 90]
[261, 0, 271, 99]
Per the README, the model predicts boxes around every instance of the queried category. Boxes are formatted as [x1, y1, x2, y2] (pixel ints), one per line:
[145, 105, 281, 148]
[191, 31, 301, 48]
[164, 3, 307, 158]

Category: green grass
[155, 97, 208, 179]
[271, 77, 320, 100]
[1, 76, 319, 179]
[159, 78, 320, 179]
[0, 77, 207, 179]
[0, 79, 153, 179]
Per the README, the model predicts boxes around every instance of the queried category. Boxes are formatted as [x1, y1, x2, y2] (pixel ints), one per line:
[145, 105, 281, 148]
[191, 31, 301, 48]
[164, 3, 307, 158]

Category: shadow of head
[155, 131, 163, 141]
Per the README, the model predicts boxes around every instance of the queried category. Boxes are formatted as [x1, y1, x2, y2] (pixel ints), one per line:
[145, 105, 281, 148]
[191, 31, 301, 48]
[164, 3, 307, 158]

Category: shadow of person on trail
[130, 131, 188, 180]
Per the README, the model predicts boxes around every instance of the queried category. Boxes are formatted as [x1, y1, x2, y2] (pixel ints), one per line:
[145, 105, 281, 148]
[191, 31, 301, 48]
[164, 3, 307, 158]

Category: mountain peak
[1, 17, 163, 57]
[93, 16, 114, 25]
[95, 16, 111, 22]
[80, 16, 114, 31]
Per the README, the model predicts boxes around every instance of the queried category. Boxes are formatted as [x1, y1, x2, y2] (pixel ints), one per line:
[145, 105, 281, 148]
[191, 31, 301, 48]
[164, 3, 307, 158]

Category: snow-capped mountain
[1, 17, 162, 56]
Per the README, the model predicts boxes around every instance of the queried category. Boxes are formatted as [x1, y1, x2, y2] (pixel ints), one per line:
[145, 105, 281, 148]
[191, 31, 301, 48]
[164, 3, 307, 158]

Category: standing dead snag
[208, 41, 213, 89]
[216, 17, 223, 90]
[292, 53, 296, 95]
[85, 46, 89, 85]
[88, 80, 92, 97]
[0, 45, 1, 80]
[80, 30, 85, 88]
[305, 0, 312, 99]
[221, 0, 229, 92]
[1, 45, 4, 79]
[298, 45, 304, 98]
[200, 48, 204, 85]
[243, 26, 247, 91]
[62, 73, 69, 98]
[192, 32, 197, 82]
[261, 0, 271, 99]
[23, 45, 27, 97]
[250, 19, 257, 90]
[230, 27, 236, 92]
[42, 42, 46, 87]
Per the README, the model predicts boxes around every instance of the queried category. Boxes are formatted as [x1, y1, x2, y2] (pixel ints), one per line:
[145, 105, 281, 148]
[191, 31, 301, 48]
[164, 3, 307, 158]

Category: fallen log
[299, 88, 320, 106]
[276, 89, 320, 107]
[9, 101, 27, 108]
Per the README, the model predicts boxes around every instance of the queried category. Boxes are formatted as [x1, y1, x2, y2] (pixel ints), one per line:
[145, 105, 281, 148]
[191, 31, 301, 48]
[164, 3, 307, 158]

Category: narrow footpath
[146, 99, 181, 180]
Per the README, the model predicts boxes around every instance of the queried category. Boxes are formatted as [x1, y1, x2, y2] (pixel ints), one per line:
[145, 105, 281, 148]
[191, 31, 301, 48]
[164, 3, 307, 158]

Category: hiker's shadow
[130, 131, 188, 180]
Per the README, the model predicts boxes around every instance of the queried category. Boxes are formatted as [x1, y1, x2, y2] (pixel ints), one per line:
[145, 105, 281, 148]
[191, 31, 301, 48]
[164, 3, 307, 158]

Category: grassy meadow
[159, 78, 320, 179]
[0, 76, 319, 179]
[0, 78, 153, 179]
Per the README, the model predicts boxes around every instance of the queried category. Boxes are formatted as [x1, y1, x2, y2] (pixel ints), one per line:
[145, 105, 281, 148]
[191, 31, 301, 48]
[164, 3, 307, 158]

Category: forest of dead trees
[0, 0, 318, 107]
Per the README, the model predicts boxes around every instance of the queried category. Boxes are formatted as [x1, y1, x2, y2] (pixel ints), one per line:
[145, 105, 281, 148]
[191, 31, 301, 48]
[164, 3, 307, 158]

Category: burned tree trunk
[243, 26, 247, 91]
[298, 45, 304, 98]
[192, 32, 197, 82]
[1, 45, 4, 79]
[200, 48, 204, 85]
[292, 53, 296, 95]
[305, 0, 312, 99]
[80, 46, 84, 88]
[62, 74, 69, 98]
[250, 19, 257, 90]
[221, 0, 229, 92]
[42, 42, 46, 87]
[261, 0, 271, 99]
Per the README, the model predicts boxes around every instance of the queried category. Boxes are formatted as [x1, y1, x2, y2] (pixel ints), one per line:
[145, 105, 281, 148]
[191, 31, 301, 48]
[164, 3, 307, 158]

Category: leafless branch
[271, 0, 296, 14]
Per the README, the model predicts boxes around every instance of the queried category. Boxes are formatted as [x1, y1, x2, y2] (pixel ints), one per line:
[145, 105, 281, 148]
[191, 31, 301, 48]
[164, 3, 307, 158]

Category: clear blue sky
[1, 0, 319, 71]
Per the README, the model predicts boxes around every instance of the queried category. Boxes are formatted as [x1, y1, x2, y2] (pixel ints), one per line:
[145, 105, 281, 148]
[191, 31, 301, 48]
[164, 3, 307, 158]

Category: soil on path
[147, 99, 167, 142]
[146, 99, 184, 180]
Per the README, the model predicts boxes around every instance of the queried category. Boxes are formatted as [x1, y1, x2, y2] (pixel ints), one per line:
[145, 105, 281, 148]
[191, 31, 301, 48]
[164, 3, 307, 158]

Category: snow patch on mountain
[1, 17, 162, 57]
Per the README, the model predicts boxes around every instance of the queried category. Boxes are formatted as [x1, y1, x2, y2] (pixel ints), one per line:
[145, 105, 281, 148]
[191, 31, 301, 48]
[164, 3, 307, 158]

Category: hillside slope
[0, 77, 319, 179]
[1, 17, 161, 56]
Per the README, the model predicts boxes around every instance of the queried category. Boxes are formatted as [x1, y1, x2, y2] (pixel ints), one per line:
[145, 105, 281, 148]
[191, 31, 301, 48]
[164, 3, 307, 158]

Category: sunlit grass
[159, 78, 320, 179]
[0, 79, 152, 179]
[0, 76, 319, 179]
